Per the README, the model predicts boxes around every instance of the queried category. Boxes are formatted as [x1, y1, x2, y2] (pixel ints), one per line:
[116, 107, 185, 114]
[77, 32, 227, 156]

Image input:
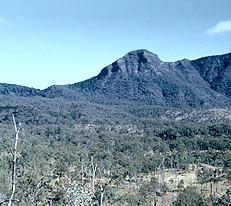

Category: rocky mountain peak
[97, 49, 162, 79]
[124, 49, 161, 63]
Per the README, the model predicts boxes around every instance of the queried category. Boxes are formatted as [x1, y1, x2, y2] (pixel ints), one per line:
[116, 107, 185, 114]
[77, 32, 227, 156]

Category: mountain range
[1, 49, 231, 109]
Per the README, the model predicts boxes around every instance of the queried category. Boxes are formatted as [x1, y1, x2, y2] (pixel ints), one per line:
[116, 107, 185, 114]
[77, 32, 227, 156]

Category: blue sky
[0, 0, 230, 89]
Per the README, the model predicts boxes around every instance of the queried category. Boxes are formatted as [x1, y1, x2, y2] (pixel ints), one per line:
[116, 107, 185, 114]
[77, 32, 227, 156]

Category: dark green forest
[0, 97, 231, 206]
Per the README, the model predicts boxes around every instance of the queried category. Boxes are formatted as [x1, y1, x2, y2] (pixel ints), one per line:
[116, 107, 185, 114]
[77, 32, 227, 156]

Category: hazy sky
[0, 0, 230, 89]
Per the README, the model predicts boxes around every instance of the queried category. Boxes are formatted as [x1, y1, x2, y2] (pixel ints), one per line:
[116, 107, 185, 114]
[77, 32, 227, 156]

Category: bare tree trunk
[91, 156, 97, 194]
[31, 174, 57, 205]
[81, 163, 84, 186]
[153, 192, 157, 206]
[100, 185, 104, 206]
[48, 198, 52, 206]
[8, 114, 20, 206]
[210, 181, 213, 198]
[200, 183, 203, 196]
[160, 156, 165, 206]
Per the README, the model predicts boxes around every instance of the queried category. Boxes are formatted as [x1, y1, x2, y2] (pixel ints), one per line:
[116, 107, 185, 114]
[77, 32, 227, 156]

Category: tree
[177, 180, 185, 192]
[66, 156, 114, 206]
[197, 167, 213, 197]
[173, 187, 208, 206]
[212, 187, 231, 205]
[8, 114, 21, 206]
[139, 177, 166, 206]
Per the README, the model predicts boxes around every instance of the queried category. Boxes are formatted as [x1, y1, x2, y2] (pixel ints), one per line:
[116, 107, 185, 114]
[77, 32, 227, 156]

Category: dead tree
[98, 178, 112, 206]
[81, 163, 85, 186]
[91, 156, 98, 194]
[8, 114, 21, 206]
[30, 173, 58, 205]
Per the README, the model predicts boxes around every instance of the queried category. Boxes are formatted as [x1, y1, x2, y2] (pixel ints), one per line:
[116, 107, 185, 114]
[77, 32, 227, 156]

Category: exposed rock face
[97, 49, 162, 78]
[1, 49, 231, 109]
[192, 53, 231, 97]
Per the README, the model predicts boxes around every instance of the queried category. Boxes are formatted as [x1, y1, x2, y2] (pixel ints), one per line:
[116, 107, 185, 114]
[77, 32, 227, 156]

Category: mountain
[1, 49, 231, 109]
[0, 83, 41, 97]
[67, 49, 231, 108]
[192, 52, 231, 98]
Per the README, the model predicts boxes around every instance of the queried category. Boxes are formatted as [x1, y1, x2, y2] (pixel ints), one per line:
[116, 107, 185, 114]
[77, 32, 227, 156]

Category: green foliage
[1, 99, 231, 205]
[212, 188, 231, 205]
[174, 187, 208, 206]
[177, 180, 185, 192]
[66, 183, 95, 206]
